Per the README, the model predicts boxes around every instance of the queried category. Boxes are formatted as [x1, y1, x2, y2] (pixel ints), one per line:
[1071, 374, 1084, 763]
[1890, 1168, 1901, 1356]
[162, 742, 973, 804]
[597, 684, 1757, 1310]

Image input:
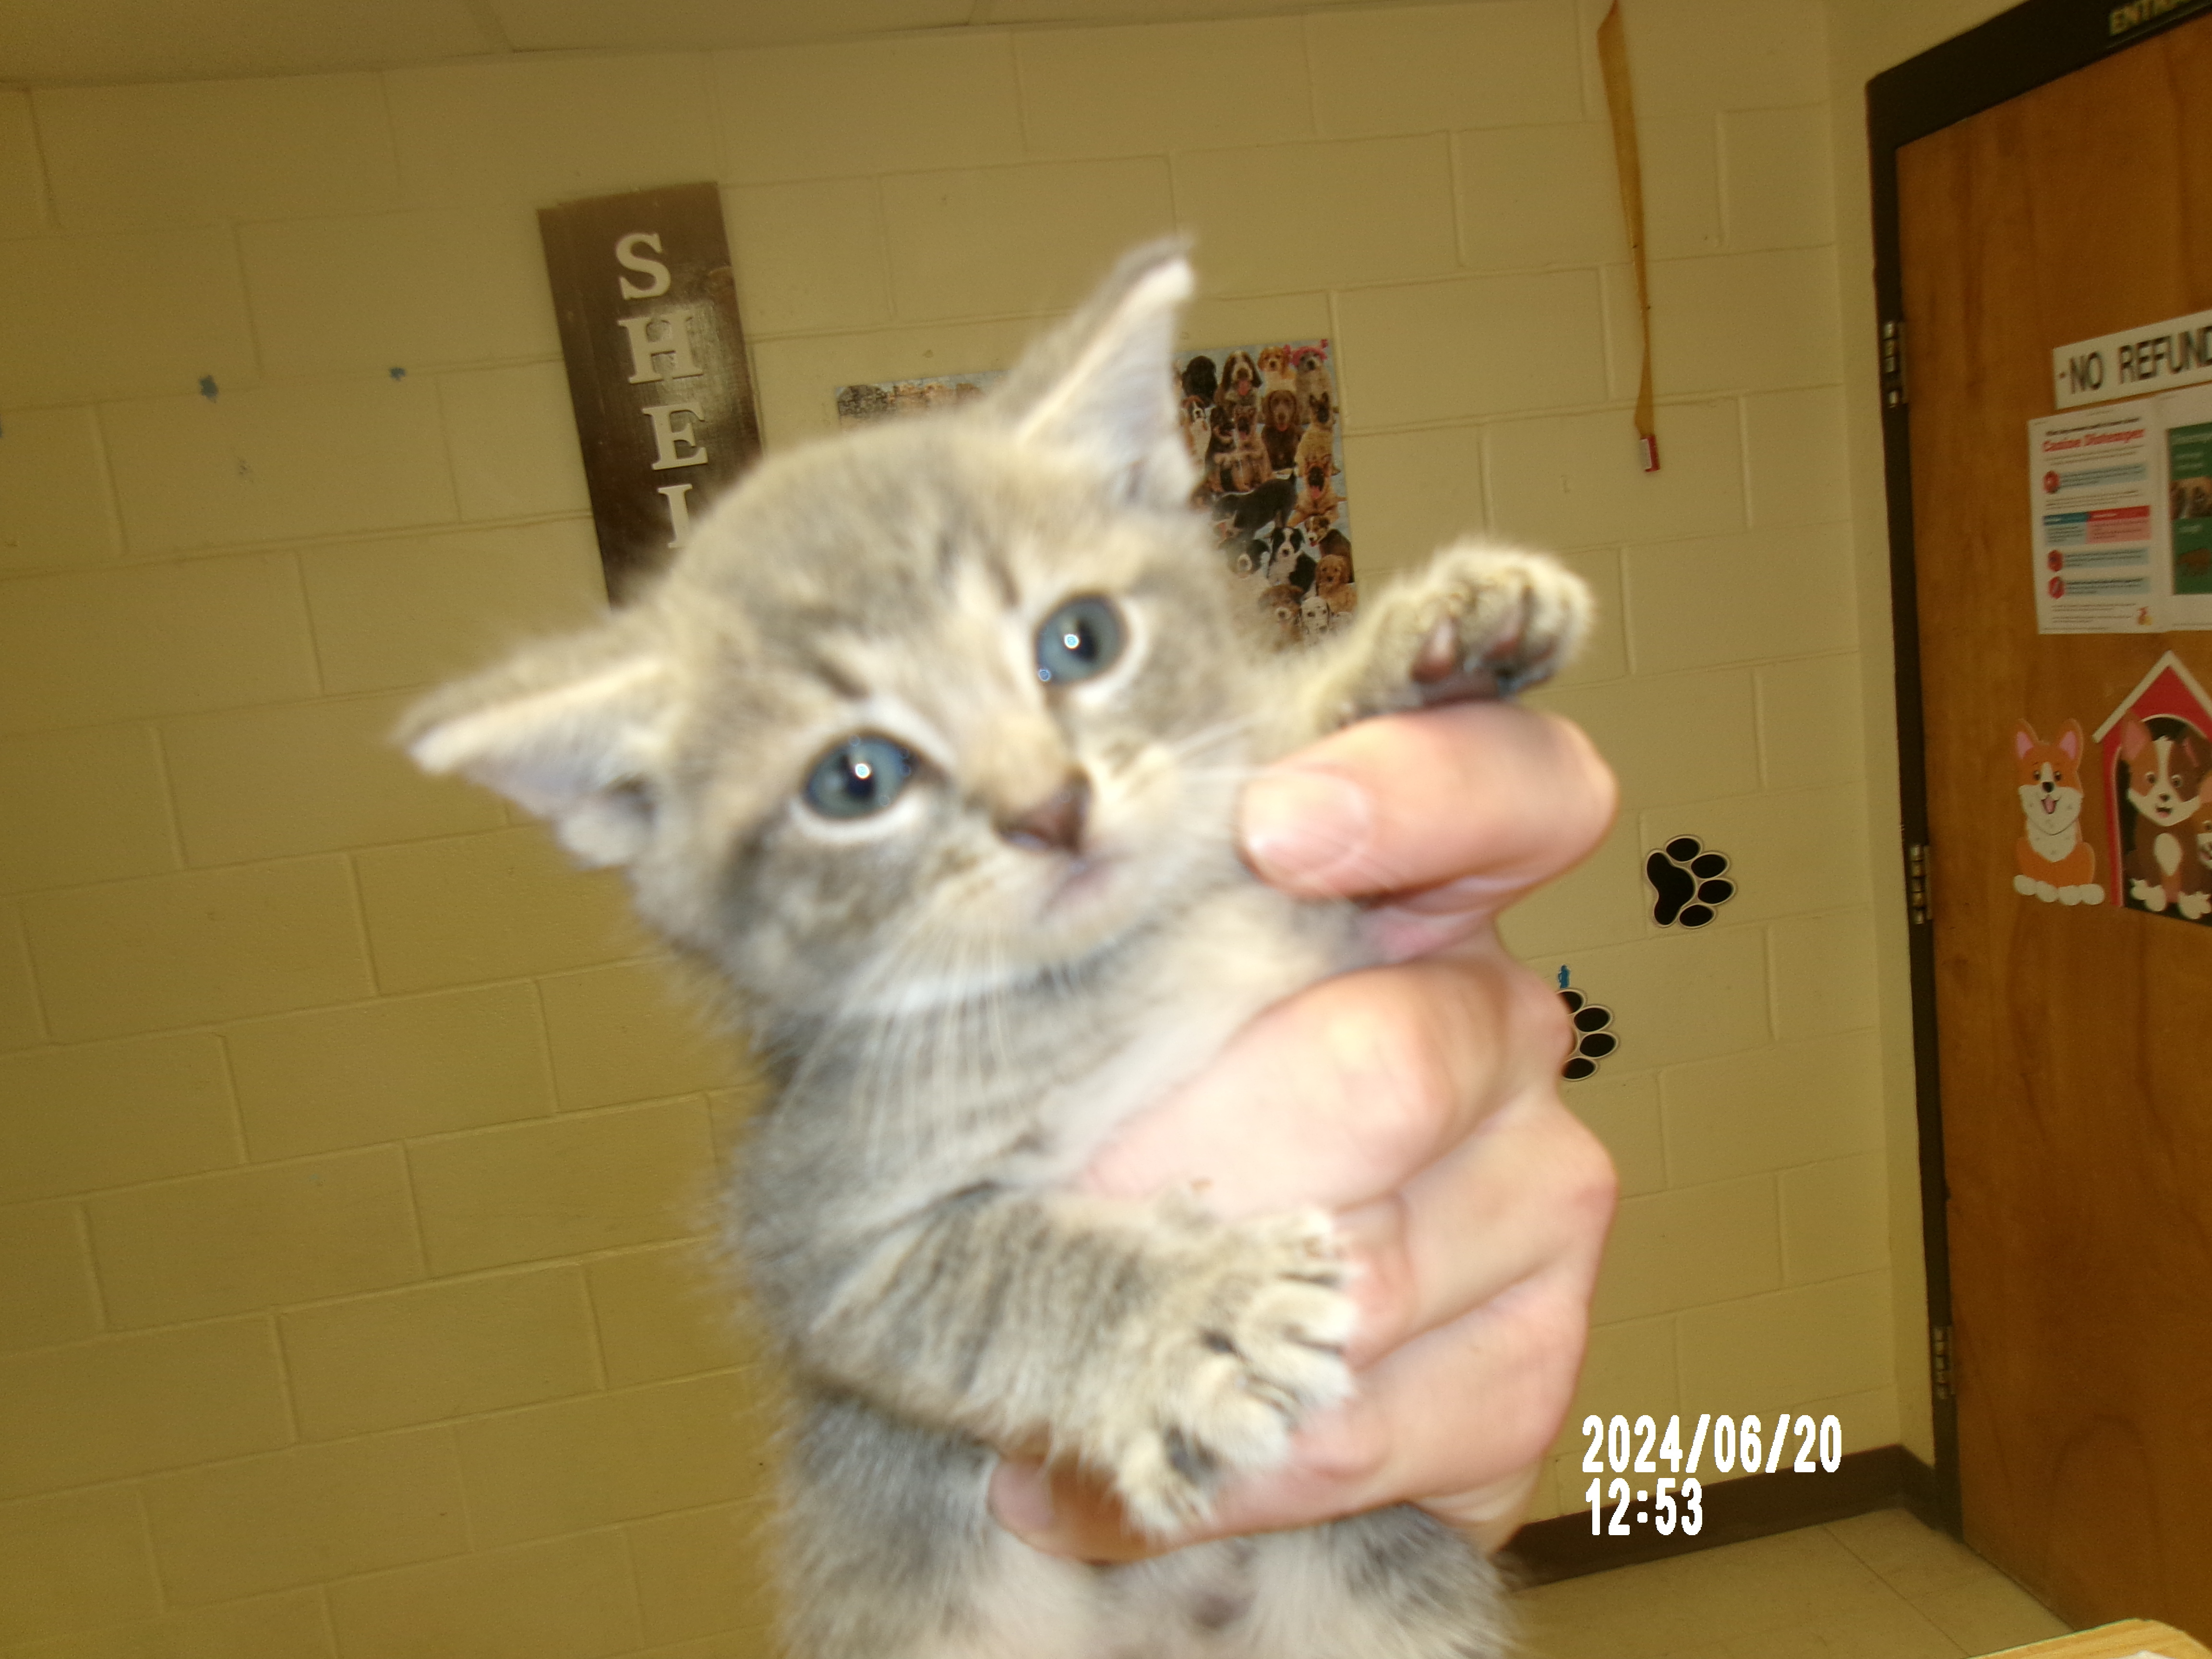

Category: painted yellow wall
[0, 1, 1928, 1649]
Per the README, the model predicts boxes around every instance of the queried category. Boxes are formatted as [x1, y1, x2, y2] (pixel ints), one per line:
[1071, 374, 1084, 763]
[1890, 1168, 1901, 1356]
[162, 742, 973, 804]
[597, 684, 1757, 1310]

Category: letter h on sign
[540, 183, 763, 600]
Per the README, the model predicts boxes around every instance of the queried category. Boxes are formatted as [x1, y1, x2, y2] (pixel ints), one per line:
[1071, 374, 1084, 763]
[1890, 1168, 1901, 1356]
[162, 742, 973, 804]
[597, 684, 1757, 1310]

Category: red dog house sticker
[2094, 650, 2212, 923]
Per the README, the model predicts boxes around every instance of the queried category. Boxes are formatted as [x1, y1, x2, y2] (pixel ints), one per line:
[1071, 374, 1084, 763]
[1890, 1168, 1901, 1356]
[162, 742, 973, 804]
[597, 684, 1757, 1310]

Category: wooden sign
[2108, 0, 2212, 47]
[539, 182, 761, 599]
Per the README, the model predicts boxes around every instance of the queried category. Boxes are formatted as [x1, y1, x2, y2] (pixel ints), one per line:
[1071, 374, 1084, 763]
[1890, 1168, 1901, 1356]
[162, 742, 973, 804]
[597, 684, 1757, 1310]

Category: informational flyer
[2028, 392, 2212, 632]
[2028, 402, 2164, 633]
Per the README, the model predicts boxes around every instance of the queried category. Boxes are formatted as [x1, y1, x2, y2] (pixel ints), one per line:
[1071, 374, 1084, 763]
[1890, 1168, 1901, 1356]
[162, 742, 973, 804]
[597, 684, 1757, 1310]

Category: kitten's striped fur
[407, 245, 1589, 1659]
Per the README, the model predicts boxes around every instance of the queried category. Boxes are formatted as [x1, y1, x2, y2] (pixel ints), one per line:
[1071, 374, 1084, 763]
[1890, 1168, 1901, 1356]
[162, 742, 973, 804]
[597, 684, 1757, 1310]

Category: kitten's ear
[994, 240, 1197, 506]
[400, 618, 677, 868]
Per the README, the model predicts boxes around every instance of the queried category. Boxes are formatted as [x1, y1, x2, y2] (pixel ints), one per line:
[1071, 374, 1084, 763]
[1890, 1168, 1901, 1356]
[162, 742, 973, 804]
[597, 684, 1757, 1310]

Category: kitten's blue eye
[805, 735, 914, 819]
[1035, 595, 1124, 685]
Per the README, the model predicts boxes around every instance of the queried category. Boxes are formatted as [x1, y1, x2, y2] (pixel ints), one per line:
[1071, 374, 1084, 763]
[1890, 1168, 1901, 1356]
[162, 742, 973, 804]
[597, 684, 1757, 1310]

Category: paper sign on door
[2030, 407, 2161, 633]
[2030, 391, 2212, 632]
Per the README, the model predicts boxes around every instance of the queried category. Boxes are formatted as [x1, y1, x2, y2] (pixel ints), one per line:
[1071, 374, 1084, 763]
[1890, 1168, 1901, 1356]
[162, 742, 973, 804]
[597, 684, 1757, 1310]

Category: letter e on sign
[540, 183, 762, 599]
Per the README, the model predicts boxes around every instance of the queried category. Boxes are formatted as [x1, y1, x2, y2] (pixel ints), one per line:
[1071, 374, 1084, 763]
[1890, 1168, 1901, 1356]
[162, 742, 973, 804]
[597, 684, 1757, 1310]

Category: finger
[1238, 703, 1615, 913]
[987, 1458, 1163, 1565]
[992, 1229, 1610, 1563]
[1335, 1089, 1616, 1368]
[1193, 1111, 1611, 1534]
[1196, 1244, 1606, 1546]
[1080, 937, 1565, 1216]
[1019, 1092, 1614, 1563]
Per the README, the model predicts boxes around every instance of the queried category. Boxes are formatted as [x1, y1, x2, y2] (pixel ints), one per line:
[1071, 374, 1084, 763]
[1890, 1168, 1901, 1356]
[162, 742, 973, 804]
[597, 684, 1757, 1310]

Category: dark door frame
[1866, 0, 2211, 1539]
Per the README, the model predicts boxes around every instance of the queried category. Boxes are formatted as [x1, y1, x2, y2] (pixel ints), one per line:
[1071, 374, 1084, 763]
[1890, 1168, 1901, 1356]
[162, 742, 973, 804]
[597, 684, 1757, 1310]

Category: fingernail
[1242, 768, 1372, 883]
[989, 1461, 1057, 1539]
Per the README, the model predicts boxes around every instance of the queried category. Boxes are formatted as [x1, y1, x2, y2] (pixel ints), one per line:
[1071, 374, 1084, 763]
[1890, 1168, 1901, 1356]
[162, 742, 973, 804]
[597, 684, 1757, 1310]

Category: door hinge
[1931, 1323, 1955, 1402]
[1907, 842, 1931, 925]
[1881, 318, 1908, 408]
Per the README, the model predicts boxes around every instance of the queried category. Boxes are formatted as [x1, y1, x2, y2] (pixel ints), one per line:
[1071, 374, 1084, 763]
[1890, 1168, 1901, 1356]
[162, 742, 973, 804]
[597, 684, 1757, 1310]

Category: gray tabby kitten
[405, 245, 1589, 1659]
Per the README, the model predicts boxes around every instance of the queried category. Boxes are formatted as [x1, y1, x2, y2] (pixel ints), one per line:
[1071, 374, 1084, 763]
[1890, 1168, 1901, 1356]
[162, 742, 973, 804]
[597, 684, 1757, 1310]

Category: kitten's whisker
[1175, 765, 1270, 783]
[1163, 712, 1260, 763]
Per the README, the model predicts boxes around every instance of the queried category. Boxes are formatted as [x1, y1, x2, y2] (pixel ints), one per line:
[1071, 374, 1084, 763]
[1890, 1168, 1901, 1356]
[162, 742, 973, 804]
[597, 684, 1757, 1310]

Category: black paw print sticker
[1559, 989, 1616, 1081]
[1647, 836, 1735, 927]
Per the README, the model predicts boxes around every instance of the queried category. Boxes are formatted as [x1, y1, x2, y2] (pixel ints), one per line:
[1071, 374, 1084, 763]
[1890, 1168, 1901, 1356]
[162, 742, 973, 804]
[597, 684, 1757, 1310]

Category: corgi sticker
[2094, 649, 2212, 924]
[2013, 719, 2104, 904]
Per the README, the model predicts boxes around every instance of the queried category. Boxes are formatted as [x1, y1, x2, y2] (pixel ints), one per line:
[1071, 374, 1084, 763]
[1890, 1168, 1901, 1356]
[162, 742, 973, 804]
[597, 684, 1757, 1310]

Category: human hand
[987, 699, 1620, 1560]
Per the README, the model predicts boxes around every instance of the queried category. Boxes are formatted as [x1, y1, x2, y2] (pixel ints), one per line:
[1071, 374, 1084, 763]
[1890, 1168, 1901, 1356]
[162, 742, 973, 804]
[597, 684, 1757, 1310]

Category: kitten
[404, 244, 1589, 1659]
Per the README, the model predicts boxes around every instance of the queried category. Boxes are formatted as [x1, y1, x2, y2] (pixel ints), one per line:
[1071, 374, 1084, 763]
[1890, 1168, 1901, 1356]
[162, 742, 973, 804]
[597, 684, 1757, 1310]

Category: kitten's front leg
[793, 1190, 1356, 1537]
[1298, 541, 1592, 733]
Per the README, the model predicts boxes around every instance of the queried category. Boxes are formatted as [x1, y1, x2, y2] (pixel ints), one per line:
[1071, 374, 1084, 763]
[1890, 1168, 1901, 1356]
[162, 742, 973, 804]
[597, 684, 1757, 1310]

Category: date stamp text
[1580, 1413, 1845, 1537]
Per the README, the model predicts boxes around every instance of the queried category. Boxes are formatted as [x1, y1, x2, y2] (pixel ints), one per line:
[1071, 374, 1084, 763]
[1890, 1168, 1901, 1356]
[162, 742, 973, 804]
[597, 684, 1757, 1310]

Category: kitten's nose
[996, 772, 1090, 854]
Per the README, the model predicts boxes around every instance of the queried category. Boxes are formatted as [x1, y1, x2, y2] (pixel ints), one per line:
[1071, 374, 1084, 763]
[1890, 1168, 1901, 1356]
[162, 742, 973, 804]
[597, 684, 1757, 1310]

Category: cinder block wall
[0, 1, 1890, 1651]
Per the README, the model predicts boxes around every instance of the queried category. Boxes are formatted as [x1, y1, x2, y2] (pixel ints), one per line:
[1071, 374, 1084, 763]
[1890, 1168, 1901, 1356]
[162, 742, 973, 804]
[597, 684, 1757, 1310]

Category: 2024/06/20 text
[1581, 1412, 1846, 1536]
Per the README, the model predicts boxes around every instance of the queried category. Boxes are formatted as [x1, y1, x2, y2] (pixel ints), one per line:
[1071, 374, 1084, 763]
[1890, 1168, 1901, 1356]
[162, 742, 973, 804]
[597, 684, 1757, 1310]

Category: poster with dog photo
[2160, 382, 2212, 628]
[833, 339, 1355, 650]
[1177, 340, 1355, 650]
[2093, 650, 2212, 924]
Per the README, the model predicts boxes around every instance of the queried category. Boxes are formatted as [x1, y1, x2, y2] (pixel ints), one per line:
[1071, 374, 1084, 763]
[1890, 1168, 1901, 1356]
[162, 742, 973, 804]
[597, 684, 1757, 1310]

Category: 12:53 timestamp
[1581, 1412, 1704, 1536]
[1578, 1411, 1847, 1537]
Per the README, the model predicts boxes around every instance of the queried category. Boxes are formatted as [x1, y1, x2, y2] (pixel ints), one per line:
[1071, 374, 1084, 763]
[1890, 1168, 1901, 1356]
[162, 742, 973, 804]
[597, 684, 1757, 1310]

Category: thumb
[987, 1459, 1167, 1564]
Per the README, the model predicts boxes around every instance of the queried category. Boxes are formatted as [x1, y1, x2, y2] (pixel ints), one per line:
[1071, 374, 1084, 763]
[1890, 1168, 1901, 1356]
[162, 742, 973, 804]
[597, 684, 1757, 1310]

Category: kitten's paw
[1405, 543, 1591, 700]
[1109, 1208, 1356, 1538]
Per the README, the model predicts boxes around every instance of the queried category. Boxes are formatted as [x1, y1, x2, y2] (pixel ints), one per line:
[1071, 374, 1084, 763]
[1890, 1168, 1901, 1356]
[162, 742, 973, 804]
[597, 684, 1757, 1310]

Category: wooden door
[1899, 16, 2212, 1629]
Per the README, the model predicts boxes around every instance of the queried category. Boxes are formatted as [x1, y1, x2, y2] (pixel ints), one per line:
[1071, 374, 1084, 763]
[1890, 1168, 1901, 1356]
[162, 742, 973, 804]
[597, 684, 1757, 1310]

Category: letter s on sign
[615, 232, 671, 300]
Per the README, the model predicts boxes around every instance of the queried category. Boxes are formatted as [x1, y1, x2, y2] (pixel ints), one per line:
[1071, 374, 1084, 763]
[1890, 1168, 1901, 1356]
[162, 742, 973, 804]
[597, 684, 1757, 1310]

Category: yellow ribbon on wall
[1598, 0, 1659, 472]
